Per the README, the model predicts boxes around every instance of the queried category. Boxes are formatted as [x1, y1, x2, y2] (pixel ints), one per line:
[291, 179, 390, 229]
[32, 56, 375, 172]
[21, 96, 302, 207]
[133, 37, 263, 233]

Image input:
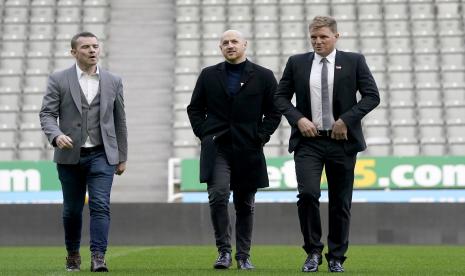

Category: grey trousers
[207, 147, 256, 260]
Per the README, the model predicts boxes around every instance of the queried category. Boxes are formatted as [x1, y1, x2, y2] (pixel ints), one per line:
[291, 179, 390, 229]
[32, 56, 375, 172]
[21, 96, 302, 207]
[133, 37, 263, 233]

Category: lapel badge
[240, 82, 244, 87]
[336, 65, 342, 70]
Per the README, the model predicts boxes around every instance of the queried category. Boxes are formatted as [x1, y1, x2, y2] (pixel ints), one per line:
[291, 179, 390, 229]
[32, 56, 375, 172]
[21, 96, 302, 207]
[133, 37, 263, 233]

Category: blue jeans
[57, 148, 115, 255]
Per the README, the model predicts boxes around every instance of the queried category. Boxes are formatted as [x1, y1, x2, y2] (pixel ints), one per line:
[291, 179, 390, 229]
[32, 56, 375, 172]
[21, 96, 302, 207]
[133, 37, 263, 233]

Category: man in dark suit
[39, 32, 127, 272]
[187, 30, 281, 270]
[275, 16, 380, 272]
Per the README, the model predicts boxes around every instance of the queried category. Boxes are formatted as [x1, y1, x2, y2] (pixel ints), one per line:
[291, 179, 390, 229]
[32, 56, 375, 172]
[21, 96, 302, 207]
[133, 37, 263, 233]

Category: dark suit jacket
[187, 59, 281, 190]
[275, 50, 380, 154]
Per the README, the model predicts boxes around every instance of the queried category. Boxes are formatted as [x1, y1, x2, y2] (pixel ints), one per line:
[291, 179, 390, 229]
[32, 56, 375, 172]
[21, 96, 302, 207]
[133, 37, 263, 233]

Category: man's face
[309, 26, 339, 57]
[219, 31, 247, 64]
[71, 36, 100, 68]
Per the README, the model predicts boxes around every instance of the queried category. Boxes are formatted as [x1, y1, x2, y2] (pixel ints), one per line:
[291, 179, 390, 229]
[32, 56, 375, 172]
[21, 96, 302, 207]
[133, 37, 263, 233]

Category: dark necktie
[321, 57, 331, 130]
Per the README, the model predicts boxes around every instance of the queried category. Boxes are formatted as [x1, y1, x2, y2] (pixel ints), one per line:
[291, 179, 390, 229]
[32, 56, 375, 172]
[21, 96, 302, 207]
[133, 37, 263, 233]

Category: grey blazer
[39, 65, 128, 165]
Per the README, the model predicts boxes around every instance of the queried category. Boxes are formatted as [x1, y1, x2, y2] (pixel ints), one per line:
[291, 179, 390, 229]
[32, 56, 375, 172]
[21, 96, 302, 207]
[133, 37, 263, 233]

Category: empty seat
[392, 119, 416, 140]
[23, 76, 48, 93]
[228, 5, 252, 22]
[202, 39, 221, 56]
[384, 3, 408, 20]
[281, 22, 305, 38]
[385, 20, 410, 37]
[305, 3, 330, 21]
[446, 105, 465, 122]
[387, 37, 412, 54]
[30, 7, 55, 23]
[389, 89, 414, 107]
[54, 41, 73, 57]
[360, 37, 384, 54]
[175, 57, 200, 74]
[255, 22, 279, 38]
[176, 23, 200, 39]
[389, 71, 413, 90]
[331, 3, 356, 21]
[201, 5, 225, 22]
[420, 137, 446, 156]
[0, 59, 23, 75]
[57, 7, 81, 23]
[82, 23, 107, 40]
[0, 94, 20, 111]
[414, 54, 439, 71]
[358, 2, 381, 20]
[201, 22, 225, 39]
[441, 53, 465, 70]
[447, 120, 465, 141]
[410, 2, 434, 20]
[337, 20, 357, 38]
[56, 24, 81, 40]
[391, 105, 416, 122]
[388, 54, 412, 71]
[359, 21, 383, 37]
[83, 0, 109, 6]
[440, 37, 464, 53]
[419, 119, 444, 140]
[83, 7, 109, 22]
[3, 7, 29, 23]
[443, 88, 465, 105]
[255, 39, 280, 55]
[449, 137, 465, 156]
[173, 140, 199, 158]
[415, 71, 440, 89]
[364, 122, 390, 139]
[280, 3, 304, 21]
[371, 72, 386, 90]
[174, 74, 198, 92]
[2, 24, 27, 40]
[57, 0, 81, 5]
[392, 137, 420, 156]
[281, 39, 307, 55]
[255, 56, 281, 74]
[0, 41, 26, 57]
[413, 37, 438, 54]
[416, 89, 441, 106]
[27, 41, 53, 57]
[5, 0, 30, 6]
[365, 54, 386, 72]
[254, 4, 278, 21]
[338, 37, 359, 52]
[176, 6, 199, 22]
[29, 24, 55, 40]
[365, 137, 390, 156]
[438, 19, 463, 36]
[436, 2, 460, 19]
[442, 71, 465, 88]
[418, 106, 443, 122]
[22, 94, 44, 111]
[31, 0, 56, 5]
[0, 143, 16, 161]
[0, 76, 22, 93]
[53, 57, 74, 72]
[228, 22, 253, 39]
[412, 20, 436, 37]
[176, 40, 201, 57]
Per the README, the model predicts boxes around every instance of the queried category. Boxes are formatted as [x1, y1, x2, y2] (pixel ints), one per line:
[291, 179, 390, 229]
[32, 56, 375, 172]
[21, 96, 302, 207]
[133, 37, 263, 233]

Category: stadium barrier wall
[1, 203, 464, 246]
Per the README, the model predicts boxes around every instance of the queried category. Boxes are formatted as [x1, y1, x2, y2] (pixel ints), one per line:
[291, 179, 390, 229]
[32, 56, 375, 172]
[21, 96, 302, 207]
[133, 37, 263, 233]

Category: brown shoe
[91, 252, 108, 272]
[66, 252, 81, 272]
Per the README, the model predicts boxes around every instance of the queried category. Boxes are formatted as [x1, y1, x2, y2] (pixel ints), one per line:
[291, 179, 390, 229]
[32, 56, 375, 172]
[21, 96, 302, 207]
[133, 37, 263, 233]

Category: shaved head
[219, 30, 247, 64]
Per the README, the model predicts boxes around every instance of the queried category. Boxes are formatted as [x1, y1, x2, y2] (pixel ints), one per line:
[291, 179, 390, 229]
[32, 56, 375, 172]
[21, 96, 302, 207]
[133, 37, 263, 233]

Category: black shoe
[328, 259, 344, 273]
[237, 258, 255, 270]
[302, 252, 322, 272]
[213, 251, 232, 269]
[66, 253, 81, 272]
[91, 252, 108, 272]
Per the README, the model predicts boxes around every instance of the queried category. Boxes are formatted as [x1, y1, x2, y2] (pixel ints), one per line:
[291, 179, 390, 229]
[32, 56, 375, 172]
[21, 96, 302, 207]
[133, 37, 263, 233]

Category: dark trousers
[294, 137, 356, 260]
[207, 147, 256, 260]
[57, 147, 115, 255]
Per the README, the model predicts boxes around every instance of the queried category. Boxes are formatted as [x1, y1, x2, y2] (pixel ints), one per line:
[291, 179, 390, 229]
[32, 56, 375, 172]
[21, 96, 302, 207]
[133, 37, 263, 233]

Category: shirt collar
[314, 48, 337, 64]
[76, 63, 100, 79]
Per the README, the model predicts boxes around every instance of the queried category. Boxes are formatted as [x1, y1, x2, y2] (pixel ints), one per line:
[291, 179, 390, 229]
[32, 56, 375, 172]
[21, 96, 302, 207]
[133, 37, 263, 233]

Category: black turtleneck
[225, 60, 246, 96]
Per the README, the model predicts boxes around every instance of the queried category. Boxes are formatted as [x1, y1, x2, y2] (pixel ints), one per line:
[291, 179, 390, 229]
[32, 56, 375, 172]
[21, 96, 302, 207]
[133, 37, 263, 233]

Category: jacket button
[77, 123, 81, 127]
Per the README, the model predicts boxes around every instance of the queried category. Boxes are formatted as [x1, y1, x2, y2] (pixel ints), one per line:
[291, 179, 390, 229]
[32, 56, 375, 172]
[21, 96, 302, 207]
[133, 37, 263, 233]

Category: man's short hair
[71, 32, 98, 49]
[309, 16, 338, 33]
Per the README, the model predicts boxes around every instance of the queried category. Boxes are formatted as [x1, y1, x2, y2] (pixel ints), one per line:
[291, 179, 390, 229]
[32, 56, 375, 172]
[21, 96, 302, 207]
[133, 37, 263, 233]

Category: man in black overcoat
[187, 30, 281, 270]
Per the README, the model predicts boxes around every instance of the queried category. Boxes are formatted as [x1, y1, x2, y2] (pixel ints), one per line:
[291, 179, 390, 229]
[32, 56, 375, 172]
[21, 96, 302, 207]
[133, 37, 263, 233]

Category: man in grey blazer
[39, 32, 127, 272]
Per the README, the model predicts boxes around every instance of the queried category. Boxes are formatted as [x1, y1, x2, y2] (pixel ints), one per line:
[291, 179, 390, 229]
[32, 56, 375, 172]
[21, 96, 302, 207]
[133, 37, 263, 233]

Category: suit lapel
[305, 52, 314, 112]
[217, 62, 229, 96]
[99, 68, 109, 121]
[333, 50, 343, 100]
[68, 65, 82, 114]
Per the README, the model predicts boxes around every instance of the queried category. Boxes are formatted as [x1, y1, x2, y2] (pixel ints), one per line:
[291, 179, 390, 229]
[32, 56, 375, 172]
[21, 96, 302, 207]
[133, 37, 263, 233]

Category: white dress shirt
[76, 64, 100, 147]
[309, 49, 336, 130]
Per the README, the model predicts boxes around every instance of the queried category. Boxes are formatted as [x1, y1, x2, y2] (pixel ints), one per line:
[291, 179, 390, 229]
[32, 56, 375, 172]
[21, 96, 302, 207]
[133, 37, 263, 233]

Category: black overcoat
[187, 59, 281, 190]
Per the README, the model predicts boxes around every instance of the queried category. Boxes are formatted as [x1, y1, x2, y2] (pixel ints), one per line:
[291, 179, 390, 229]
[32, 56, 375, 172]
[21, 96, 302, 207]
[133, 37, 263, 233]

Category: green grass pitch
[0, 245, 464, 275]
